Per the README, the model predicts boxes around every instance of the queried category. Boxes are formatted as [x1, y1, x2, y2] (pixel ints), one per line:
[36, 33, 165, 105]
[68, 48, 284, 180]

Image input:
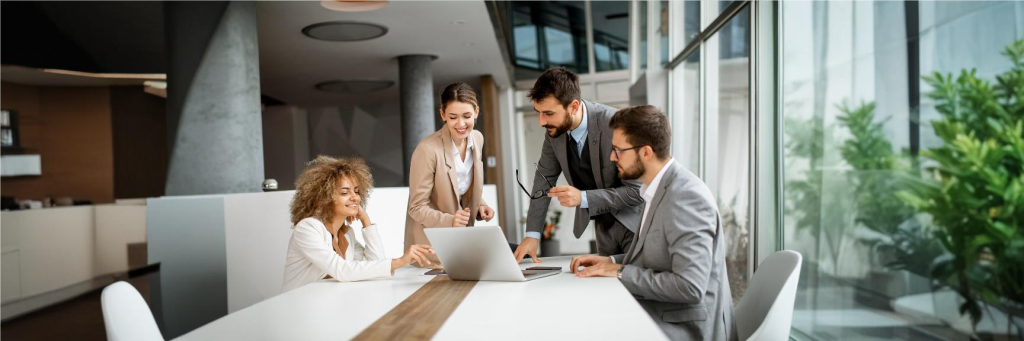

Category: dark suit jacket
[525, 100, 644, 238]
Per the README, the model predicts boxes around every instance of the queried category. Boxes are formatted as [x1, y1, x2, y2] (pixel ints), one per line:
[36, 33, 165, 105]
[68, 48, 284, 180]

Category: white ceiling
[255, 1, 511, 107]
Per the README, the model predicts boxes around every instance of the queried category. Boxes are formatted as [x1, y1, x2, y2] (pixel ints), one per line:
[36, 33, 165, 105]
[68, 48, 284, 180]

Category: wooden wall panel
[479, 76, 507, 235]
[1, 83, 116, 204]
[1, 82, 46, 199]
[110, 86, 167, 199]
[38, 87, 115, 204]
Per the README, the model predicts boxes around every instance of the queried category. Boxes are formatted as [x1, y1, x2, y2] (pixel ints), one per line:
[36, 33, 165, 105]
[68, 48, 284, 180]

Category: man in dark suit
[513, 67, 644, 263]
[572, 105, 736, 340]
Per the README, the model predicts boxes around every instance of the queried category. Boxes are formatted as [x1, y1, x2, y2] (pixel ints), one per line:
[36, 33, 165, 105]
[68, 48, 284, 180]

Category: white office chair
[735, 250, 802, 341]
[101, 281, 164, 341]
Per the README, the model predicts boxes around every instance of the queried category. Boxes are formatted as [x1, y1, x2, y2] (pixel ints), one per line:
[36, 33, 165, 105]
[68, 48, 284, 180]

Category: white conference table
[174, 257, 668, 340]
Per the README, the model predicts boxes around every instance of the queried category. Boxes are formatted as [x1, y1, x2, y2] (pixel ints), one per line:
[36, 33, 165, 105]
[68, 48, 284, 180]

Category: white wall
[222, 185, 500, 313]
[1, 207, 96, 299]
[94, 204, 147, 275]
[0, 203, 146, 304]
[223, 191, 294, 313]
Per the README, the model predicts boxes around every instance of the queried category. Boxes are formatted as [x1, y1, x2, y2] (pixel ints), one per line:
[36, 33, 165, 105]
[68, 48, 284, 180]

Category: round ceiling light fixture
[302, 21, 388, 42]
[320, 1, 388, 12]
[315, 80, 395, 94]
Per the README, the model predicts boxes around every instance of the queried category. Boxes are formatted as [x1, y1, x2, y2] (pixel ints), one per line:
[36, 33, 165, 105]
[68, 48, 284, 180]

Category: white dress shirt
[637, 158, 674, 237]
[568, 102, 589, 159]
[451, 135, 475, 198]
[281, 217, 391, 293]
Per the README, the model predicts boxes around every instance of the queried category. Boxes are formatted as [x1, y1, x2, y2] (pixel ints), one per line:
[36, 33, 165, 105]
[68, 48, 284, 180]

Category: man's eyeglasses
[516, 164, 555, 200]
[611, 146, 644, 159]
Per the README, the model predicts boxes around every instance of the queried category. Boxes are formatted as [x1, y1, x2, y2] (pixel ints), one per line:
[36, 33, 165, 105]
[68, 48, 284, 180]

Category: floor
[1, 275, 153, 341]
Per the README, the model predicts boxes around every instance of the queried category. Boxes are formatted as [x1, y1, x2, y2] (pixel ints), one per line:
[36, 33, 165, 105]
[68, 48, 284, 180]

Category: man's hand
[453, 208, 471, 227]
[548, 186, 582, 207]
[576, 263, 621, 278]
[477, 205, 494, 222]
[569, 254, 611, 274]
[513, 237, 542, 263]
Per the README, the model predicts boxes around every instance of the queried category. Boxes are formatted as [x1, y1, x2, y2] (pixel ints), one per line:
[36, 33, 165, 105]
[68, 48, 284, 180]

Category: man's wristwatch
[616, 264, 625, 280]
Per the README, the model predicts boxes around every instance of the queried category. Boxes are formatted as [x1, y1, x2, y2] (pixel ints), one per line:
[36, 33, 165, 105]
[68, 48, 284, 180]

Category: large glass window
[666, 0, 752, 306]
[684, 1, 701, 47]
[639, 1, 648, 71]
[670, 50, 700, 174]
[670, 0, 701, 56]
[781, 1, 1024, 339]
[707, 5, 751, 306]
[592, 1, 630, 72]
[511, 1, 588, 73]
[513, 5, 540, 69]
[654, 1, 670, 66]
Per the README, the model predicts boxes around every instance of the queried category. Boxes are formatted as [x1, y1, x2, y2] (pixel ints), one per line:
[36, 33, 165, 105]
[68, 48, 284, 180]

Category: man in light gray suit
[513, 67, 644, 263]
[572, 105, 736, 341]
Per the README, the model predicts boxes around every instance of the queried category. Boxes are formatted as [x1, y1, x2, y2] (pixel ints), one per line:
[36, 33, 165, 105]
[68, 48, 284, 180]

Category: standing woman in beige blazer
[406, 82, 495, 264]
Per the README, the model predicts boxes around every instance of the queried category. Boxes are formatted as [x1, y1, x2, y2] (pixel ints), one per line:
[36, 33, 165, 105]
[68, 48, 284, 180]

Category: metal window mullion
[629, 1, 640, 83]
[775, 0, 786, 254]
[666, 0, 750, 70]
[585, 1, 596, 75]
[747, 0, 759, 284]
[647, 0, 656, 72]
[699, 38, 709, 180]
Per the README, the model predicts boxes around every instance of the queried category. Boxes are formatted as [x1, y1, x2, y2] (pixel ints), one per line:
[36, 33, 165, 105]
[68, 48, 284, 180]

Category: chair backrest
[101, 281, 164, 341]
[735, 250, 802, 341]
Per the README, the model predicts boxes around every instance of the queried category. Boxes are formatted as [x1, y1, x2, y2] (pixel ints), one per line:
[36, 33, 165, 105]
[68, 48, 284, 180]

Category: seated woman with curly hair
[282, 156, 433, 292]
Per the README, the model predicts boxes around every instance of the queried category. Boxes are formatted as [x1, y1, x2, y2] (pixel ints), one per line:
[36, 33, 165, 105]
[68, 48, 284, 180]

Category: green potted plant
[897, 38, 1024, 335]
[835, 101, 935, 302]
[540, 210, 562, 257]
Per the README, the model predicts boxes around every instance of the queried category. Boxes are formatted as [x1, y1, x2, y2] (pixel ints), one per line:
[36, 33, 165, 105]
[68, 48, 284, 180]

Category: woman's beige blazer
[405, 127, 487, 263]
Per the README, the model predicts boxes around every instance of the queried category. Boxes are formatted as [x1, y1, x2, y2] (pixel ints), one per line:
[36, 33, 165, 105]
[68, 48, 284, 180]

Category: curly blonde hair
[290, 156, 374, 258]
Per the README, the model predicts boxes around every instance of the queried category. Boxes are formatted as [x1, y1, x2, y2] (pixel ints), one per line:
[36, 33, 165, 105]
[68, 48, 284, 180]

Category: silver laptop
[424, 226, 560, 281]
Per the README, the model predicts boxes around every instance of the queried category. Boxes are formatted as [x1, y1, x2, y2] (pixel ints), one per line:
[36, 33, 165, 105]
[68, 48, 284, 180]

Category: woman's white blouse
[281, 217, 391, 293]
[451, 136, 474, 197]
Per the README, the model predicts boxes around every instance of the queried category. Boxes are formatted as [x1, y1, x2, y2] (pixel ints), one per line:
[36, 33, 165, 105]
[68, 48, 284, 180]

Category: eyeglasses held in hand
[515, 164, 555, 200]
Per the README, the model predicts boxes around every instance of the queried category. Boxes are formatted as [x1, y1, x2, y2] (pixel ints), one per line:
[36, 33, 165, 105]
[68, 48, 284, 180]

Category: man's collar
[641, 158, 676, 199]
[569, 100, 588, 141]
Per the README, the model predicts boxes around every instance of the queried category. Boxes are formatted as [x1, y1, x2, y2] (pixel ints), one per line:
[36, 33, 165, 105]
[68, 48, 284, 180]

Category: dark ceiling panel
[1, 1, 166, 74]
[1, 1, 103, 72]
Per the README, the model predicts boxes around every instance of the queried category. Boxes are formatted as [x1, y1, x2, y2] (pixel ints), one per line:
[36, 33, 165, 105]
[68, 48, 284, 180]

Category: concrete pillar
[164, 1, 263, 196]
[399, 54, 436, 185]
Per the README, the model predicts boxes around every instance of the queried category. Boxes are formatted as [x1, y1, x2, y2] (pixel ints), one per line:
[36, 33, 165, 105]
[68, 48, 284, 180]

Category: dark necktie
[567, 133, 580, 160]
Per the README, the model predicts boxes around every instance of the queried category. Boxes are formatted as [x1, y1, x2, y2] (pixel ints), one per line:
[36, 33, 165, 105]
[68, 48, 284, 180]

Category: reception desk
[173, 256, 668, 340]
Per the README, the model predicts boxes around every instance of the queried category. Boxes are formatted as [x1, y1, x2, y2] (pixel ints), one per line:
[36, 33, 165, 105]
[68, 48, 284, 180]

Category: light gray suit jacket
[614, 162, 736, 341]
[526, 100, 644, 238]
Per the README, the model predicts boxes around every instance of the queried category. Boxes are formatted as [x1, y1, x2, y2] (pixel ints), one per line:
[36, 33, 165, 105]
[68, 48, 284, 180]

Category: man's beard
[544, 112, 573, 137]
[618, 160, 645, 180]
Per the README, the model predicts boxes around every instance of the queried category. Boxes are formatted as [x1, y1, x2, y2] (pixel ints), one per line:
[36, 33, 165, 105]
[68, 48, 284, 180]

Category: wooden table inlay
[353, 275, 477, 340]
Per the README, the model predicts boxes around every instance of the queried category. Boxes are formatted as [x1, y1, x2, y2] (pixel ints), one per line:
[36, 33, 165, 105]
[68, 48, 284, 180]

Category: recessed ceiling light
[320, 1, 388, 12]
[302, 21, 388, 42]
[315, 80, 395, 94]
